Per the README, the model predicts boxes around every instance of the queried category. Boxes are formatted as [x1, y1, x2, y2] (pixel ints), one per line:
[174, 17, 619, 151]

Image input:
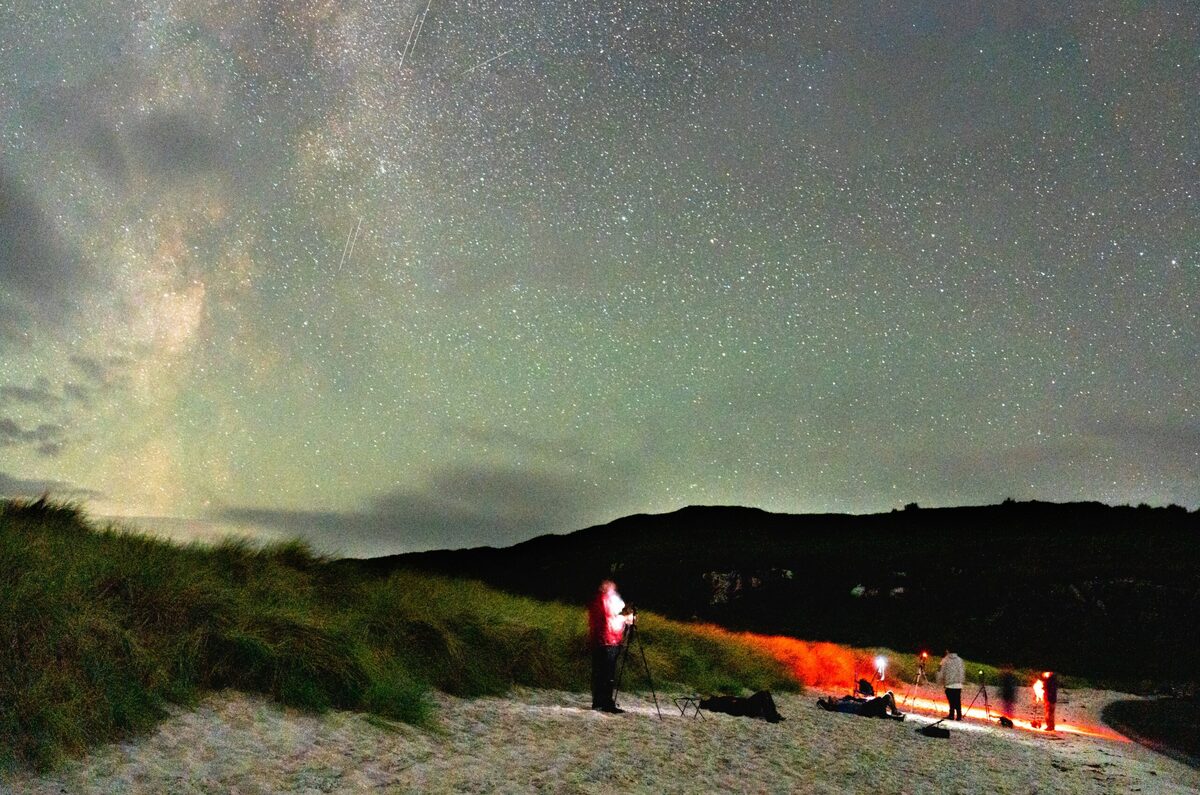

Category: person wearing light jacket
[587, 579, 635, 713]
[937, 649, 966, 720]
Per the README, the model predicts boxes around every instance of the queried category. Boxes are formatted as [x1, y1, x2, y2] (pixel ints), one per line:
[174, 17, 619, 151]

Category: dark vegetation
[0, 498, 796, 772]
[356, 501, 1199, 689]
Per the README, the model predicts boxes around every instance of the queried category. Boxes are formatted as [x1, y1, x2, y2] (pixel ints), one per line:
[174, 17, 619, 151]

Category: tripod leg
[902, 671, 924, 707]
[633, 628, 663, 720]
[964, 685, 987, 719]
[612, 633, 632, 708]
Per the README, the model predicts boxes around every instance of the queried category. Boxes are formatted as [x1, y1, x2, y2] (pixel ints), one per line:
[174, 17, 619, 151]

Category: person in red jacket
[588, 579, 634, 713]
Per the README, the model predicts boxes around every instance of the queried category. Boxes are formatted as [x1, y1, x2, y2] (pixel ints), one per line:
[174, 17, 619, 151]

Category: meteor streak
[398, 0, 433, 71]
[336, 218, 363, 273]
[460, 46, 520, 78]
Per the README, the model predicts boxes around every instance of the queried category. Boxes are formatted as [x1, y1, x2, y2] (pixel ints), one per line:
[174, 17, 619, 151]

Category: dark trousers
[591, 645, 621, 708]
[1045, 700, 1056, 730]
[946, 687, 963, 719]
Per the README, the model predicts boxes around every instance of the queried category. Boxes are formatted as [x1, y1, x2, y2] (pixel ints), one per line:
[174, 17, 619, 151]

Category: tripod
[901, 661, 928, 707]
[962, 675, 991, 720]
[613, 622, 663, 719]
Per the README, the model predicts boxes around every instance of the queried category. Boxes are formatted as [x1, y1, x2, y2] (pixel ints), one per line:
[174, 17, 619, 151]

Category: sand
[3, 687, 1197, 794]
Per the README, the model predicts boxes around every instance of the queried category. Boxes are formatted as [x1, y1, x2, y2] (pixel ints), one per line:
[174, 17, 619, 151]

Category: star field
[1, 1, 1197, 554]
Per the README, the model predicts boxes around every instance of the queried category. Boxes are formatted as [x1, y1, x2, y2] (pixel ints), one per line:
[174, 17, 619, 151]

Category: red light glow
[738, 632, 864, 688]
[719, 630, 1128, 744]
[893, 692, 1127, 742]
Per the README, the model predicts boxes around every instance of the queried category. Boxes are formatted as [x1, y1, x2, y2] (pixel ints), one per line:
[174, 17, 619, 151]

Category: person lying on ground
[817, 691, 906, 720]
[699, 691, 785, 723]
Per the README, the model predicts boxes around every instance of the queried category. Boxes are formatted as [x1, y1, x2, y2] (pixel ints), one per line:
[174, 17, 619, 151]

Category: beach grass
[0, 497, 798, 771]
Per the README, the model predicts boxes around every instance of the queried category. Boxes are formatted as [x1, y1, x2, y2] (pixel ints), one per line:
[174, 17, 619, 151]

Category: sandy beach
[4, 686, 1196, 794]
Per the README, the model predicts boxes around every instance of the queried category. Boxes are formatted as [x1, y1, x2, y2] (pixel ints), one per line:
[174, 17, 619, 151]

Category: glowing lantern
[1032, 678, 1045, 703]
[874, 655, 887, 680]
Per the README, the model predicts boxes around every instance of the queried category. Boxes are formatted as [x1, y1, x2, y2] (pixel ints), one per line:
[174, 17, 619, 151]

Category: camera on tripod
[902, 651, 930, 709]
[613, 604, 660, 718]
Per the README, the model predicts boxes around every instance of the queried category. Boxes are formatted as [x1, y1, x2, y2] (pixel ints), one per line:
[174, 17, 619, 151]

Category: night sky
[1, 1, 1196, 556]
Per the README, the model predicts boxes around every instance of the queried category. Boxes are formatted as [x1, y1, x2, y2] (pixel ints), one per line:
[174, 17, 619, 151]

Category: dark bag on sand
[700, 690, 784, 723]
[919, 723, 950, 738]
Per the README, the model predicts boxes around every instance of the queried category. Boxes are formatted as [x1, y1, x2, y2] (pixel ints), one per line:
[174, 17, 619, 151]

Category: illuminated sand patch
[7, 689, 1195, 795]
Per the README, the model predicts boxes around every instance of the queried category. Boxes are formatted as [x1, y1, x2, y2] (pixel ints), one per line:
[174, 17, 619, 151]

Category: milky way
[1, 1, 1196, 555]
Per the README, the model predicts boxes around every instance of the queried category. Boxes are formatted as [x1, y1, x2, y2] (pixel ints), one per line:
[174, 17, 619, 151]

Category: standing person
[937, 648, 966, 720]
[1041, 671, 1059, 731]
[998, 665, 1018, 725]
[587, 579, 634, 714]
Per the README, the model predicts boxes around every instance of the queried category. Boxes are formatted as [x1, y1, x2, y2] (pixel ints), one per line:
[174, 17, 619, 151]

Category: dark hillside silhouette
[347, 501, 1199, 686]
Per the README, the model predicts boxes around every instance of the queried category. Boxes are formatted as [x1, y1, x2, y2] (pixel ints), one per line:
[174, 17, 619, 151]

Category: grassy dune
[0, 498, 798, 772]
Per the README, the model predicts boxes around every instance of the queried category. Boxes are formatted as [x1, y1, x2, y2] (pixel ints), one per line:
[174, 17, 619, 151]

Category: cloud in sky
[0, 418, 66, 456]
[0, 356, 136, 459]
[215, 462, 636, 557]
[69, 354, 133, 389]
[1086, 415, 1200, 476]
[74, 111, 229, 186]
[132, 111, 227, 179]
[0, 163, 95, 337]
[0, 377, 61, 409]
[0, 470, 101, 499]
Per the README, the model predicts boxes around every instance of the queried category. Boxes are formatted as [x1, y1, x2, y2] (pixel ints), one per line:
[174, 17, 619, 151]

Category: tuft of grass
[0, 498, 798, 772]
